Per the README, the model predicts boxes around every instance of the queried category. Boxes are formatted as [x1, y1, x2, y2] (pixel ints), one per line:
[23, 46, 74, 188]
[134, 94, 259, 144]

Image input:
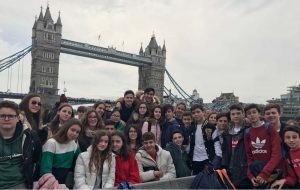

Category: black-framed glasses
[0, 114, 17, 120]
[31, 101, 42, 106]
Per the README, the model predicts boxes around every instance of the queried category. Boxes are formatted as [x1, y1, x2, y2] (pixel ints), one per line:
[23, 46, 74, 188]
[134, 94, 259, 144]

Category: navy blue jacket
[161, 118, 180, 148]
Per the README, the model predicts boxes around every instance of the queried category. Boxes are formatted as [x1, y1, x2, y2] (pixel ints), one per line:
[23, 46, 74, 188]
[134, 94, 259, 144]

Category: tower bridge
[1, 5, 194, 107]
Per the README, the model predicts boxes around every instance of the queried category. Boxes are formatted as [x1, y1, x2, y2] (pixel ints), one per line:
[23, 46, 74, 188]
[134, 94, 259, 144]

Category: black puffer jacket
[221, 126, 251, 188]
[189, 120, 216, 162]
[22, 124, 42, 189]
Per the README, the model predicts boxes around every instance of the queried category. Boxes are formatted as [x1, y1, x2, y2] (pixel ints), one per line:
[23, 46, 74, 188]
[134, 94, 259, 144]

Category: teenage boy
[142, 87, 159, 111]
[104, 100, 113, 120]
[181, 111, 192, 147]
[244, 104, 282, 187]
[104, 119, 116, 136]
[174, 102, 186, 127]
[135, 132, 176, 182]
[76, 106, 87, 121]
[189, 104, 217, 175]
[161, 104, 180, 148]
[264, 103, 286, 141]
[271, 125, 300, 189]
[117, 90, 137, 123]
[0, 100, 41, 189]
[166, 130, 191, 178]
[221, 104, 252, 189]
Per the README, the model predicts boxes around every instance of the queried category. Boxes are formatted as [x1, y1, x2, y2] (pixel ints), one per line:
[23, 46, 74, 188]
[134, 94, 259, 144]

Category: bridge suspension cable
[0, 45, 32, 72]
[165, 69, 194, 103]
[164, 86, 180, 102]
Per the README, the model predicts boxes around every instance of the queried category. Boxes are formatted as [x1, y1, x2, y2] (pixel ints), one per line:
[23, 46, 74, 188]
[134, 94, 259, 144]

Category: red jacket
[114, 153, 141, 187]
[285, 148, 300, 186]
[244, 123, 282, 180]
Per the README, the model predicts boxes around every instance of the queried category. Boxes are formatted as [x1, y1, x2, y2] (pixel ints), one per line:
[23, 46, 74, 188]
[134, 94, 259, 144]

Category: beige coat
[135, 145, 176, 182]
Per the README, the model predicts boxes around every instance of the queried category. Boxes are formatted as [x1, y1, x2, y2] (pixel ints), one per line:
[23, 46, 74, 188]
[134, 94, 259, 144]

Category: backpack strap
[147, 121, 151, 132]
[263, 122, 270, 135]
[215, 170, 225, 184]
[245, 127, 251, 138]
[220, 169, 237, 190]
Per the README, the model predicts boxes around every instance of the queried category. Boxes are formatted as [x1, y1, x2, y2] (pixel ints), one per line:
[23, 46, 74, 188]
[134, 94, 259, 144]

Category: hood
[138, 144, 162, 157]
[167, 142, 182, 151]
[1, 122, 24, 144]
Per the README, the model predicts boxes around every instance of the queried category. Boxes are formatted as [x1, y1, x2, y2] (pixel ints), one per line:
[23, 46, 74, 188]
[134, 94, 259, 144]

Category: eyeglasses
[0, 114, 17, 120]
[111, 114, 120, 117]
[88, 116, 98, 120]
[31, 101, 42, 106]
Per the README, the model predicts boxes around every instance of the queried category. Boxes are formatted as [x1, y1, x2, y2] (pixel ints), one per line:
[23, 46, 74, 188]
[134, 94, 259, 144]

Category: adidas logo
[252, 149, 267, 154]
[251, 137, 266, 149]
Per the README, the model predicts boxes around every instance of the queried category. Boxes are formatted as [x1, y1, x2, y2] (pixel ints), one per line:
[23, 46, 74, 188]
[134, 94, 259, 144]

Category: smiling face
[95, 103, 105, 117]
[208, 113, 217, 125]
[87, 111, 98, 127]
[97, 135, 109, 151]
[67, 124, 81, 141]
[58, 106, 72, 123]
[264, 108, 281, 125]
[110, 111, 121, 123]
[172, 132, 184, 147]
[284, 131, 300, 150]
[28, 96, 41, 114]
[143, 139, 156, 155]
[144, 91, 154, 103]
[153, 107, 161, 120]
[124, 94, 134, 107]
[175, 104, 186, 118]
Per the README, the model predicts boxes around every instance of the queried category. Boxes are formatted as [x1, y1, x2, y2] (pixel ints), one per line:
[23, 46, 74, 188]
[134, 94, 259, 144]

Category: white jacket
[74, 146, 116, 189]
[135, 144, 176, 182]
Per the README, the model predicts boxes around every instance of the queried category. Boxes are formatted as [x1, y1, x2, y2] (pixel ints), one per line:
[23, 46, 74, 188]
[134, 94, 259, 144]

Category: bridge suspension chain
[0, 45, 32, 72]
[164, 86, 180, 102]
[165, 69, 194, 103]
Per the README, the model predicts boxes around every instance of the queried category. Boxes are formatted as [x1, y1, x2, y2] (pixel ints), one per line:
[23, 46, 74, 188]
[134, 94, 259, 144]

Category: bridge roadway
[60, 39, 152, 67]
[0, 92, 99, 105]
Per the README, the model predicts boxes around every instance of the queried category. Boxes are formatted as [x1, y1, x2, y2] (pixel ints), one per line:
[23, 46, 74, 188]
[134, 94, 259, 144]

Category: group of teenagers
[0, 87, 300, 189]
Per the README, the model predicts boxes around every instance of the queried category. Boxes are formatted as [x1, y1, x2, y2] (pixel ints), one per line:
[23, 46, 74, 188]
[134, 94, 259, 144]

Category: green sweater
[165, 143, 191, 178]
[0, 122, 25, 189]
[40, 138, 80, 183]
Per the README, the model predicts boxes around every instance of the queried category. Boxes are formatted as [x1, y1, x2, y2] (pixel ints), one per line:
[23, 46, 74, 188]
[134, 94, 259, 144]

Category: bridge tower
[30, 6, 62, 95]
[139, 35, 166, 101]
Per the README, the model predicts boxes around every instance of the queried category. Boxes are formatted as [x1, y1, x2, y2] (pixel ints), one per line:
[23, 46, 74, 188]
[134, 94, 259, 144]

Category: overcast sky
[0, 0, 299, 104]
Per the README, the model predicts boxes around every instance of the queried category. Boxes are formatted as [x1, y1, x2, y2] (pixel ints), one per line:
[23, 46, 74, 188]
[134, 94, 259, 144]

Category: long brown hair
[111, 131, 129, 160]
[89, 130, 112, 173]
[52, 118, 82, 144]
[19, 93, 41, 130]
[81, 109, 103, 128]
[49, 103, 74, 135]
